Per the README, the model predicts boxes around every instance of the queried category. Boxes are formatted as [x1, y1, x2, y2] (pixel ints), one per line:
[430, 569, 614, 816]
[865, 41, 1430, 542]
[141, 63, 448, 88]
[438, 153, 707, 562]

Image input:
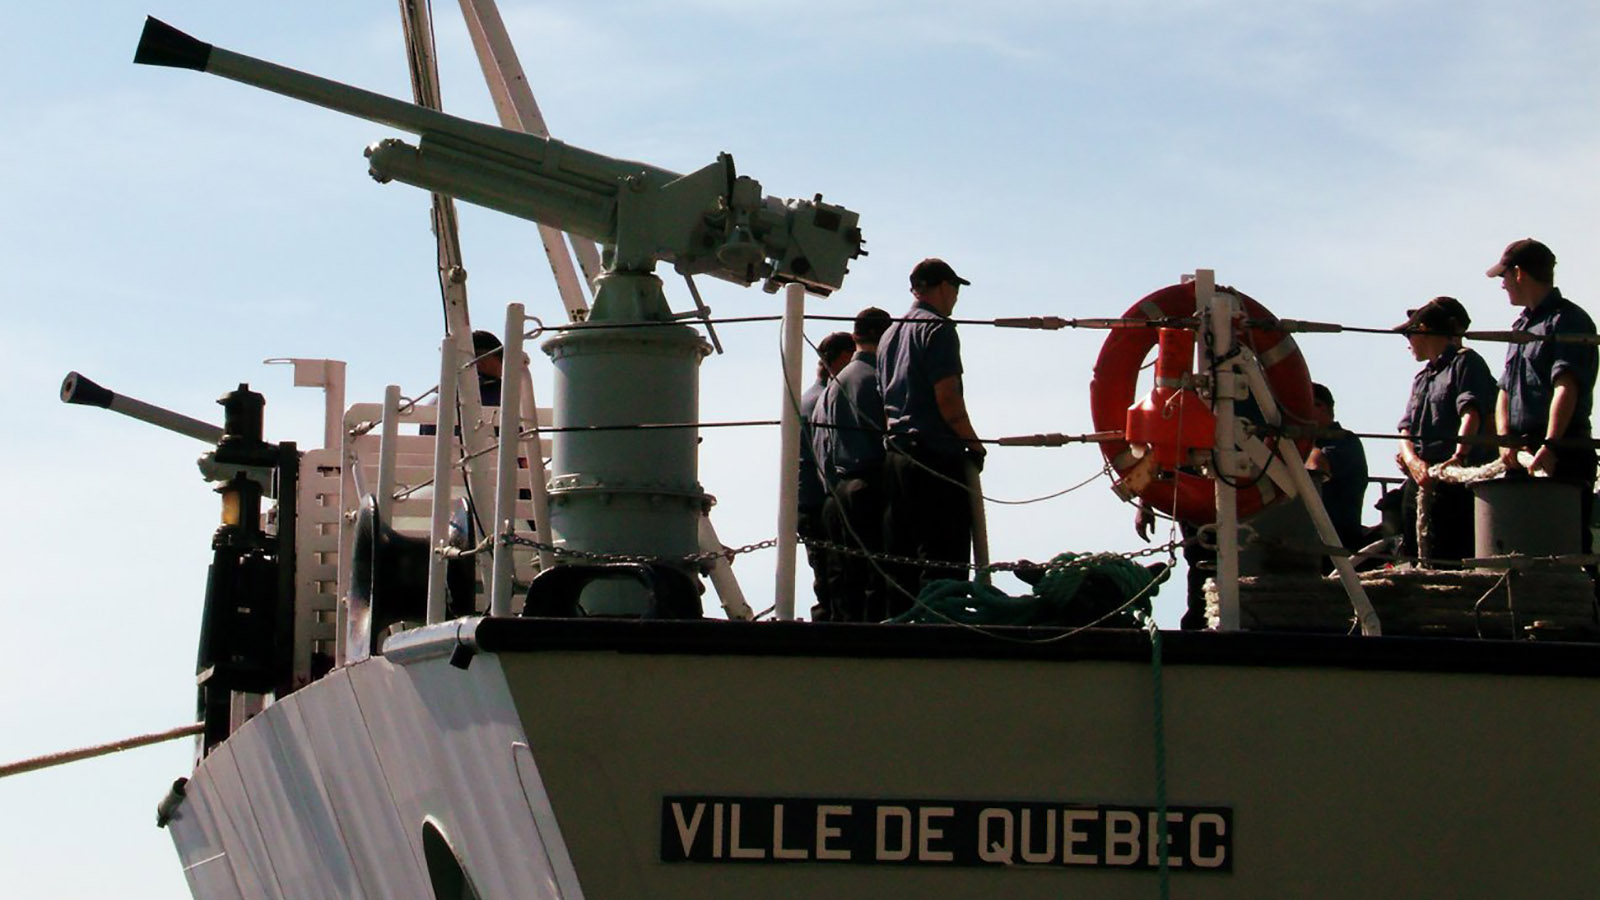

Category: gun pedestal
[543, 271, 712, 615]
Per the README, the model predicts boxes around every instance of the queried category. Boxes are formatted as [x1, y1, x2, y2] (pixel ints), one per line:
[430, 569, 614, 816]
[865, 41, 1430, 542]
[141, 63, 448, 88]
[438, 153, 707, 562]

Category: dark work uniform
[877, 302, 972, 610]
[812, 349, 887, 621]
[1316, 423, 1369, 553]
[1499, 288, 1599, 559]
[797, 376, 836, 620]
[1400, 345, 1498, 561]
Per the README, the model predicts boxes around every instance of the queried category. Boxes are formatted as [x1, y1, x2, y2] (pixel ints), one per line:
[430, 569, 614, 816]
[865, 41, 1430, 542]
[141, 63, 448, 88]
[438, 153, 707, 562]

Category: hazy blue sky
[3, 1, 1597, 895]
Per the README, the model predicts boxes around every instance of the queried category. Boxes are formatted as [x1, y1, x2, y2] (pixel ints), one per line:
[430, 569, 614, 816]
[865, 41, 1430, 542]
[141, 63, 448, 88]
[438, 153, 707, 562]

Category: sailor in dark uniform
[1489, 238, 1598, 562]
[811, 307, 892, 621]
[799, 332, 855, 621]
[1395, 297, 1497, 562]
[877, 258, 984, 612]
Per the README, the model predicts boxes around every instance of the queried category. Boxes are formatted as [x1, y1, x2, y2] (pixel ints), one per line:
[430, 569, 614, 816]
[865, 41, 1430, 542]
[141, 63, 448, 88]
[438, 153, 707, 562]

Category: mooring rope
[0, 723, 203, 780]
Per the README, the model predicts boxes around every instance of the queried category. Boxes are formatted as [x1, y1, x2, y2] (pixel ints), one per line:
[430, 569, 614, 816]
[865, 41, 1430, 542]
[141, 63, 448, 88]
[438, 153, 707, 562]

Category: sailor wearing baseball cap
[1394, 296, 1498, 562]
[876, 258, 982, 610]
[1489, 238, 1598, 566]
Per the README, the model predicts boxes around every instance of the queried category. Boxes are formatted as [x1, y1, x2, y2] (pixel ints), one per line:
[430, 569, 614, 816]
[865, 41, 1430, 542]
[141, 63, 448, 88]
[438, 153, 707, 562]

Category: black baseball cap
[1486, 238, 1555, 278]
[1395, 296, 1471, 336]
[909, 258, 970, 290]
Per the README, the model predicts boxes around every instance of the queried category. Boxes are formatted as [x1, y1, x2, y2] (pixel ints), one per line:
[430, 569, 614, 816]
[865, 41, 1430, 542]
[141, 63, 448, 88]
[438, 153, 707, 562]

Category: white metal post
[774, 283, 806, 621]
[376, 385, 402, 527]
[1202, 272, 1242, 631]
[968, 462, 990, 585]
[516, 350, 556, 571]
[490, 303, 527, 617]
[700, 516, 754, 620]
[426, 337, 461, 624]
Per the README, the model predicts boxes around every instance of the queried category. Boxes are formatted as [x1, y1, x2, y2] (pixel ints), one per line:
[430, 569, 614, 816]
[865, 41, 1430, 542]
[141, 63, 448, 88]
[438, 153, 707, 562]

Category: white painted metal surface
[491, 303, 527, 617]
[376, 385, 402, 527]
[1201, 272, 1241, 630]
[170, 650, 575, 899]
[516, 349, 557, 571]
[699, 516, 753, 620]
[428, 337, 463, 624]
[774, 283, 806, 620]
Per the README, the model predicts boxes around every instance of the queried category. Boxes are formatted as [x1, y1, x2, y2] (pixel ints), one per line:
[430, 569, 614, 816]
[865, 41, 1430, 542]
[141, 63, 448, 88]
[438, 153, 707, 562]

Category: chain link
[504, 532, 1180, 576]
[505, 534, 776, 569]
[799, 535, 1181, 575]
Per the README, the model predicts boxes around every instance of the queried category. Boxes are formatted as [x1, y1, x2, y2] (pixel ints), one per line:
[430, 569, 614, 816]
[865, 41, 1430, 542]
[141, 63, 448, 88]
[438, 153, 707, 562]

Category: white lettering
[876, 806, 912, 861]
[1020, 808, 1057, 864]
[772, 804, 807, 860]
[918, 807, 955, 862]
[712, 803, 724, 859]
[729, 804, 765, 859]
[1190, 812, 1227, 869]
[1146, 812, 1183, 868]
[816, 805, 851, 861]
[1062, 809, 1098, 865]
[1105, 810, 1141, 865]
[977, 808, 1014, 863]
[671, 802, 704, 856]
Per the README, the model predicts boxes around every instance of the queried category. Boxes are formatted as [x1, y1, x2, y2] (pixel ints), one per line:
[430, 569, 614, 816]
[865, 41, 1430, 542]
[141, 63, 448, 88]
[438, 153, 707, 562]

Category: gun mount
[130, 16, 862, 618]
[133, 17, 865, 317]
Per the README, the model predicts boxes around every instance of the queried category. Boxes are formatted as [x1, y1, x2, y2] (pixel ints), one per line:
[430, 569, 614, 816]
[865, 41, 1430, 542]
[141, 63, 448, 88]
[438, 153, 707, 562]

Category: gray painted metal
[501, 647, 1600, 899]
[542, 273, 712, 613]
[1473, 477, 1582, 557]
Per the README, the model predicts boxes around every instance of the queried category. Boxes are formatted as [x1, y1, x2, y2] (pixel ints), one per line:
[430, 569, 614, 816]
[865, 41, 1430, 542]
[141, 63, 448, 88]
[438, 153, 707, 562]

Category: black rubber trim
[472, 618, 1600, 679]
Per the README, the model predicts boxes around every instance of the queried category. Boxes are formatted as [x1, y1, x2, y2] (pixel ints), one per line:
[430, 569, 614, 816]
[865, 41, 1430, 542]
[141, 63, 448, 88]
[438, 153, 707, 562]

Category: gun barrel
[134, 18, 666, 206]
[61, 371, 225, 444]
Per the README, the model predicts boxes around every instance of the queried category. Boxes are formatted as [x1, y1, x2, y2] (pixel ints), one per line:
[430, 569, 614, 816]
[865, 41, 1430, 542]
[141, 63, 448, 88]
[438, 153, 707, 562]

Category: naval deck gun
[134, 16, 866, 618]
[133, 17, 864, 320]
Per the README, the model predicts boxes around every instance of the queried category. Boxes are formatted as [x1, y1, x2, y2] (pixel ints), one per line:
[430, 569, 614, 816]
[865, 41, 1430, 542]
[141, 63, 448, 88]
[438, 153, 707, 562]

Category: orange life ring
[1089, 281, 1315, 524]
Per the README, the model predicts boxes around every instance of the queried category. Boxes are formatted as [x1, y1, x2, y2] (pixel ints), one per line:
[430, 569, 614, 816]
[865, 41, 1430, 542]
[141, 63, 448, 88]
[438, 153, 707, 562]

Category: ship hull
[169, 619, 1600, 898]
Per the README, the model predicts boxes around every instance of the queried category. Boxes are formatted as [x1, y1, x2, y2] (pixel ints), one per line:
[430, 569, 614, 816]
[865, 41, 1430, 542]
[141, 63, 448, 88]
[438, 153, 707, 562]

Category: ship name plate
[660, 796, 1231, 871]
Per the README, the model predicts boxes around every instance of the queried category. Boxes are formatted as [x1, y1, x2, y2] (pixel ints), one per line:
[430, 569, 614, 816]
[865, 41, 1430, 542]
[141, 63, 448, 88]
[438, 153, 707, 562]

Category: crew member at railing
[1306, 382, 1369, 557]
[421, 330, 503, 436]
[1490, 238, 1598, 565]
[812, 307, 892, 621]
[1394, 297, 1496, 563]
[878, 258, 984, 610]
[800, 332, 855, 621]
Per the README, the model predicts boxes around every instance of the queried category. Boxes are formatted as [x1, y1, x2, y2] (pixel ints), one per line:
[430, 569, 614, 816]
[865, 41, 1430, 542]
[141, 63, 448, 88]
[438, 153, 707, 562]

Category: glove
[1134, 503, 1155, 542]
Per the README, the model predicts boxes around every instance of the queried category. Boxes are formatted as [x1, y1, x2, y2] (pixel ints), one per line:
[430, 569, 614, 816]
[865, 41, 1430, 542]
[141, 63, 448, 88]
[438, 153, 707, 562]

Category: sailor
[1394, 297, 1497, 562]
[421, 329, 504, 436]
[1489, 238, 1598, 560]
[799, 332, 856, 621]
[878, 258, 984, 611]
[1306, 382, 1370, 555]
[811, 307, 893, 621]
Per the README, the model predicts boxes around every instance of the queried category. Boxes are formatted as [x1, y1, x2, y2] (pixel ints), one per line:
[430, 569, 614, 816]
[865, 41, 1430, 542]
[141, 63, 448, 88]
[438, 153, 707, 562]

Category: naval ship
[32, 5, 1600, 898]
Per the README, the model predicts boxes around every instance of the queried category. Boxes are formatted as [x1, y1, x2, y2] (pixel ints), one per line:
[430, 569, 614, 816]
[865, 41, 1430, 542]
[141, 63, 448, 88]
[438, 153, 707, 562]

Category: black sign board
[661, 796, 1231, 871]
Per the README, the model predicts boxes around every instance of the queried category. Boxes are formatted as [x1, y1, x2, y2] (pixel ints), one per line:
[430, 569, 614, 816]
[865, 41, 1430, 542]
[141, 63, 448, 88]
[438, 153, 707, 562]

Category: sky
[2, 0, 1597, 896]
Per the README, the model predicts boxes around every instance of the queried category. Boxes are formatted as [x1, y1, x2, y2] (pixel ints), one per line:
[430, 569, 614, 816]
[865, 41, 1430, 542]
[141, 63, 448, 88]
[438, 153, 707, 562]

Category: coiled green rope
[890, 552, 1165, 626]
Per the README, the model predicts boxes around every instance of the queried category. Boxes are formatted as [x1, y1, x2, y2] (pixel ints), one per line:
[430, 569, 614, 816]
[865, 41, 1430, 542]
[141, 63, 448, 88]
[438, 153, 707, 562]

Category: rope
[888, 552, 1169, 626]
[1135, 607, 1172, 897]
[0, 723, 203, 780]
